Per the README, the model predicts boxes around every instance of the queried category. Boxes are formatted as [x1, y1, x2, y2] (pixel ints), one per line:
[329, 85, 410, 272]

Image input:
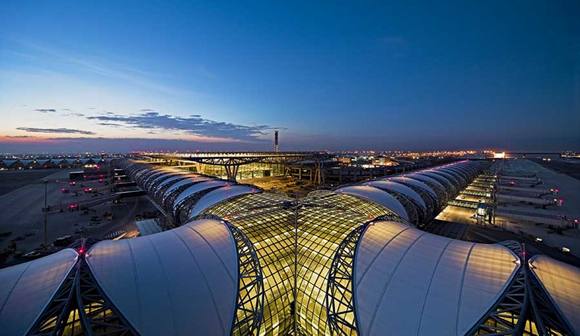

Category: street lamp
[43, 179, 48, 247]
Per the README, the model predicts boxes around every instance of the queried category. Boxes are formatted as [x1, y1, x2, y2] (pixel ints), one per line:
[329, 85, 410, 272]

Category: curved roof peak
[335, 185, 409, 221]
[0, 249, 78, 335]
[86, 219, 239, 336]
[366, 180, 426, 210]
[529, 255, 580, 335]
[354, 220, 519, 336]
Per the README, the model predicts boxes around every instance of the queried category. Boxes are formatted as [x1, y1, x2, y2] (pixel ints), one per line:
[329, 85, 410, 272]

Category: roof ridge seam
[171, 228, 228, 335]
[147, 236, 179, 334]
[0, 259, 33, 316]
[366, 231, 428, 335]
[454, 243, 476, 336]
[187, 224, 236, 283]
[123, 239, 144, 329]
[357, 226, 411, 285]
[415, 238, 455, 336]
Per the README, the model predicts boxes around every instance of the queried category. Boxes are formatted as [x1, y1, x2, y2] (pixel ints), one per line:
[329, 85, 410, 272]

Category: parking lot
[0, 168, 156, 266]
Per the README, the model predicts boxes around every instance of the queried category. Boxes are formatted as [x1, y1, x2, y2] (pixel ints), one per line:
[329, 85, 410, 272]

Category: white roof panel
[135, 218, 163, 236]
[365, 180, 426, 210]
[529, 255, 580, 335]
[173, 180, 231, 212]
[156, 174, 188, 190]
[139, 170, 164, 185]
[188, 185, 260, 219]
[428, 169, 461, 188]
[438, 167, 467, 186]
[354, 221, 519, 336]
[163, 176, 212, 201]
[420, 171, 456, 192]
[388, 176, 437, 199]
[0, 249, 78, 335]
[335, 186, 408, 220]
[406, 172, 447, 194]
[86, 219, 238, 336]
[144, 171, 171, 187]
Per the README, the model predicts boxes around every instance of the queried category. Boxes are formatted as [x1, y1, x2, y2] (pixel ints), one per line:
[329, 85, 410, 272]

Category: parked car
[54, 235, 73, 247]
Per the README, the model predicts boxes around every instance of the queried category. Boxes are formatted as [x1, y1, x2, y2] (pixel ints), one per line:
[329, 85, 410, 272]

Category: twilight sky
[0, 1, 579, 153]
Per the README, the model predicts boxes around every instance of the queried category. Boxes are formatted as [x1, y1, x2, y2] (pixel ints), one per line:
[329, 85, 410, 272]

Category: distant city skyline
[1, 1, 579, 153]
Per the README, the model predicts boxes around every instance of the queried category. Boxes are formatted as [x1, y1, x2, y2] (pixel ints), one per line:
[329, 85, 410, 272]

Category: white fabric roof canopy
[354, 220, 519, 336]
[86, 219, 239, 336]
[188, 185, 260, 219]
[529, 255, 580, 335]
[335, 185, 409, 221]
[0, 249, 78, 335]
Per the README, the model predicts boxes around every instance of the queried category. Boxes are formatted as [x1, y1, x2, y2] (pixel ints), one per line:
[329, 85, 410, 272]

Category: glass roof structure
[336, 160, 485, 226]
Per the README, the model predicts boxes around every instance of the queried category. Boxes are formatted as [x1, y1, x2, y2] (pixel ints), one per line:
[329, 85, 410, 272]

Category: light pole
[292, 198, 299, 334]
[43, 179, 48, 247]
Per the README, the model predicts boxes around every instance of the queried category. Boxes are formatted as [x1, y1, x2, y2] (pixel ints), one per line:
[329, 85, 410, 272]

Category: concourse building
[1, 160, 578, 336]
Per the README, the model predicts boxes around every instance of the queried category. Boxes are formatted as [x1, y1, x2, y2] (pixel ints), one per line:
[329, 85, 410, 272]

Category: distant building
[336, 156, 352, 165]
[371, 156, 399, 166]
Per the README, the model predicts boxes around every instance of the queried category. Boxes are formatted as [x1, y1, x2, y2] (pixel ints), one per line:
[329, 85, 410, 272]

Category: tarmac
[435, 158, 580, 258]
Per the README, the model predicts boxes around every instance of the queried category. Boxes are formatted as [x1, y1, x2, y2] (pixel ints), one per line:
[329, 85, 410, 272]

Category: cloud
[33, 108, 84, 117]
[87, 111, 274, 141]
[97, 122, 123, 127]
[16, 127, 96, 135]
[0, 136, 275, 153]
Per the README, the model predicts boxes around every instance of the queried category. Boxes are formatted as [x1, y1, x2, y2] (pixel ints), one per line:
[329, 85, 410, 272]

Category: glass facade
[206, 193, 296, 335]
[203, 191, 399, 335]
[295, 192, 394, 335]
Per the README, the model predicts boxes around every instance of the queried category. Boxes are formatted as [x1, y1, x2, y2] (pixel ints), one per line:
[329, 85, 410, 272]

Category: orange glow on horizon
[0, 135, 56, 144]
[0, 133, 250, 145]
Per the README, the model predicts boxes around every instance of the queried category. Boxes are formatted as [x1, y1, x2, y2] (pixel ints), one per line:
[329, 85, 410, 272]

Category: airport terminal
[1, 156, 578, 336]
[2, 2, 579, 335]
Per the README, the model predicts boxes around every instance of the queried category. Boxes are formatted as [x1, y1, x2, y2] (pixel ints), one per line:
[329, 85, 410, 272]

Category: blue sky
[0, 1, 579, 153]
